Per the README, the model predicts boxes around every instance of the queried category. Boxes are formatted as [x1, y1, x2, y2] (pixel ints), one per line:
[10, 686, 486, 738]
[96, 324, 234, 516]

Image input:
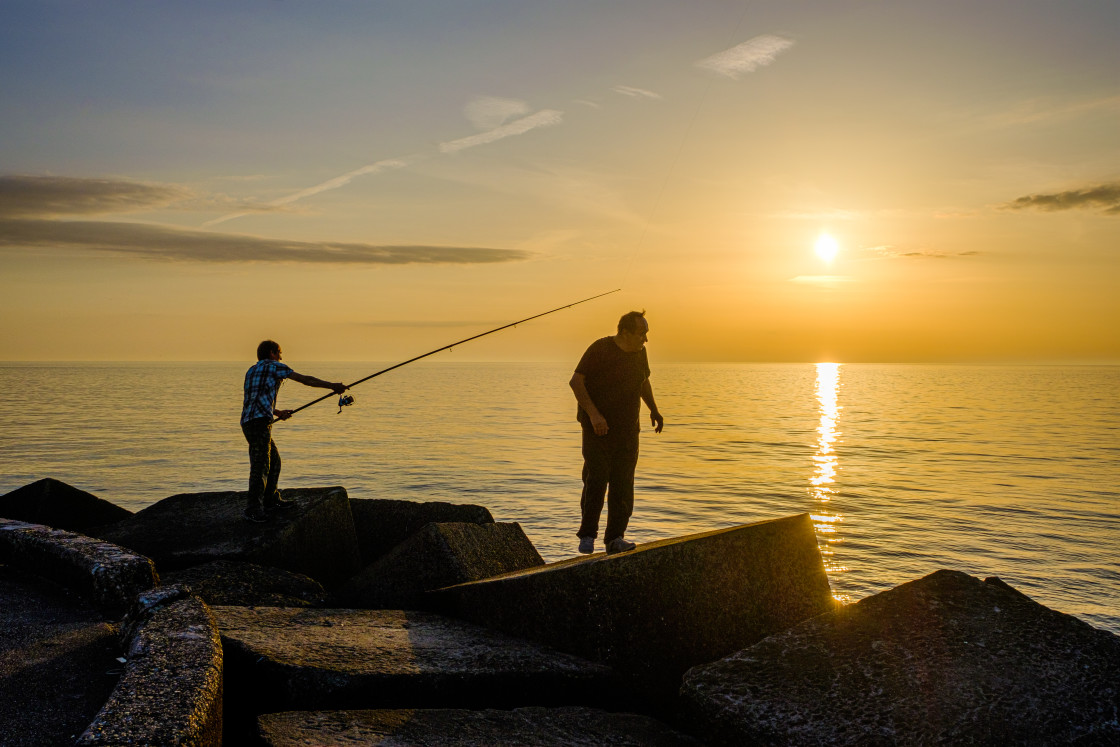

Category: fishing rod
[280, 288, 621, 420]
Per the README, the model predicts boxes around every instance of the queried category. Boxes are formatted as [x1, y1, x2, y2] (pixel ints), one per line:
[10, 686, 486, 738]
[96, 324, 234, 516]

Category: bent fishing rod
[279, 288, 621, 421]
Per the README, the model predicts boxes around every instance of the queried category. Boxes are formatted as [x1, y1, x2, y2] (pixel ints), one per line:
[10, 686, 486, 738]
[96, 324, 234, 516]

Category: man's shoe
[606, 537, 636, 554]
[264, 491, 297, 511]
[578, 536, 595, 554]
[243, 506, 268, 523]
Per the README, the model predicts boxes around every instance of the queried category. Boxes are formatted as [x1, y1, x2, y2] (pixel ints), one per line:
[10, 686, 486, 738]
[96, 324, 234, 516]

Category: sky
[1, 0, 1117, 363]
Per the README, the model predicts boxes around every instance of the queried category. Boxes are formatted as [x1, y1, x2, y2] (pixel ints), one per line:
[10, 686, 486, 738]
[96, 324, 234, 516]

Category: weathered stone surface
[165, 560, 330, 608]
[78, 592, 224, 746]
[680, 569, 1120, 746]
[0, 518, 158, 614]
[93, 487, 361, 588]
[257, 707, 704, 746]
[0, 477, 132, 531]
[350, 498, 494, 564]
[337, 522, 543, 609]
[434, 514, 835, 694]
[0, 564, 121, 747]
[214, 606, 624, 714]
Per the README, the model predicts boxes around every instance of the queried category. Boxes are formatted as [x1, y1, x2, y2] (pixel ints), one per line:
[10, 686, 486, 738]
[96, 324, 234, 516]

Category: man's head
[256, 340, 282, 361]
[615, 310, 649, 352]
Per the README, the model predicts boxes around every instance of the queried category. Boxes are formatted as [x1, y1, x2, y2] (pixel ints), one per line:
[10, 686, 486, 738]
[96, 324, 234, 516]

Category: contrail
[439, 110, 563, 154]
[203, 157, 412, 227]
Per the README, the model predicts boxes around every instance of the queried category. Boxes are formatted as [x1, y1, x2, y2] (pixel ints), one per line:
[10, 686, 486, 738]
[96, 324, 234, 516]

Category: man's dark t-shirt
[575, 336, 651, 435]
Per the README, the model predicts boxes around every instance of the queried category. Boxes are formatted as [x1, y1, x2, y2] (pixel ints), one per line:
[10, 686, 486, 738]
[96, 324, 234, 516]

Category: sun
[814, 233, 839, 264]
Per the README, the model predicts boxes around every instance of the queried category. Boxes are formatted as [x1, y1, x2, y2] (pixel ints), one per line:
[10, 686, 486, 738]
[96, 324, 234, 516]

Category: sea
[1, 362, 1117, 634]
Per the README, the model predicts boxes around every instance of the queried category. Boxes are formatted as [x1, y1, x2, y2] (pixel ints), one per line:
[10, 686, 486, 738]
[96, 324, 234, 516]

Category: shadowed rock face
[337, 522, 543, 609]
[213, 606, 624, 714]
[92, 487, 361, 588]
[257, 707, 704, 747]
[349, 498, 494, 565]
[164, 560, 331, 608]
[434, 514, 835, 695]
[680, 569, 1120, 746]
[0, 478, 132, 531]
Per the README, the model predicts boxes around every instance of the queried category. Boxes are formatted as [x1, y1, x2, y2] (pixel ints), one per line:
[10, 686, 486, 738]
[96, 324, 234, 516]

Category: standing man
[240, 340, 347, 523]
[569, 311, 664, 554]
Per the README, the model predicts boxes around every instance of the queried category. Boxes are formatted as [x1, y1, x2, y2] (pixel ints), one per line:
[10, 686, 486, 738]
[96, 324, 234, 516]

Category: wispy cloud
[439, 109, 563, 154]
[204, 158, 412, 226]
[464, 97, 531, 130]
[0, 175, 190, 217]
[612, 85, 662, 100]
[1002, 183, 1120, 215]
[862, 245, 978, 259]
[696, 35, 795, 79]
[0, 218, 529, 265]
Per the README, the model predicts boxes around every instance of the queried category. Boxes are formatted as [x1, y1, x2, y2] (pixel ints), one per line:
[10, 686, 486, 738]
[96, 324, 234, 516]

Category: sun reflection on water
[809, 362, 849, 603]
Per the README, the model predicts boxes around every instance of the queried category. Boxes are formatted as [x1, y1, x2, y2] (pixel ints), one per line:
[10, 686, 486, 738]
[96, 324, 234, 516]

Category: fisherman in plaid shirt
[240, 340, 347, 523]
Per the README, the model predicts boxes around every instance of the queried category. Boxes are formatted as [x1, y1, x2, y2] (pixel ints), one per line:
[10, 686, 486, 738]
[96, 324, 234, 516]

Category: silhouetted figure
[570, 311, 663, 554]
[240, 340, 347, 523]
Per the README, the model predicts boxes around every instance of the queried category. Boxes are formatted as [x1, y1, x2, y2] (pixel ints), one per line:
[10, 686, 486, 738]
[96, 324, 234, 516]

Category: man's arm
[273, 372, 348, 420]
[641, 378, 663, 433]
[569, 372, 609, 436]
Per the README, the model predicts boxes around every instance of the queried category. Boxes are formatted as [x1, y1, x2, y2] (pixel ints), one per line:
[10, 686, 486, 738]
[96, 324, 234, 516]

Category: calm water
[1, 362, 1117, 633]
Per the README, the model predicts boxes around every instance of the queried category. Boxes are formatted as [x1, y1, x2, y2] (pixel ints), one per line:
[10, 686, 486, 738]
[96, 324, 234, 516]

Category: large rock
[680, 569, 1120, 746]
[0, 518, 158, 614]
[337, 522, 543, 609]
[164, 560, 331, 608]
[0, 477, 132, 531]
[78, 587, 223, 746]
[349, 498, 493, 564]
[93, 487, 361, 588]
[214, 606, 625, 717]
[434, 514, 835, 694]
[257, 707, 703, 746]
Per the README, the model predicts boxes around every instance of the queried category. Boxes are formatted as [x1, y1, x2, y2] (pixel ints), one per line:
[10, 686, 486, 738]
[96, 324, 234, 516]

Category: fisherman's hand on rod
[330, 382, 348, 395]
[274, 409, 294, 421]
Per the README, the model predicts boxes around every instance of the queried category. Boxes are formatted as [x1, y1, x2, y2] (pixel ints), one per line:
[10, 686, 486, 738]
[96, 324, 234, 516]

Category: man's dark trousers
[577, 427, 639, 544]
[242, 417, 281, 511]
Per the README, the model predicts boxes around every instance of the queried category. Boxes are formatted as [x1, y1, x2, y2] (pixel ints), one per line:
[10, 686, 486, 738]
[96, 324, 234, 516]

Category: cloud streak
[0, 175, 190, 217]
[439, 109, 563, 154]
[1002, 183, 1120, 215]
[612, 85, 662, 100]
[696, 35, 795, 79]
[0, 218, 529, 265]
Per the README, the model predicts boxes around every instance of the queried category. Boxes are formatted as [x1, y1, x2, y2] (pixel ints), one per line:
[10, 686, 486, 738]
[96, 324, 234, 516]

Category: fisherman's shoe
[243, 506, 268, 523]
[264, 491, 297, 511]
[578, 536, 596, 554]
[606, 537, 636, 554]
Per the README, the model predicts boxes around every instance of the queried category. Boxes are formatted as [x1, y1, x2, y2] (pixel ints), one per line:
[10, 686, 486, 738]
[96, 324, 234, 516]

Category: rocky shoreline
[1, 477, 1117, 745]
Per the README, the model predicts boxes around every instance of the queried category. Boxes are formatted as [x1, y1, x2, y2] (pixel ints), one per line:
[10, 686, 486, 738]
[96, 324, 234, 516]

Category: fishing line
[277, 288, 621, 422]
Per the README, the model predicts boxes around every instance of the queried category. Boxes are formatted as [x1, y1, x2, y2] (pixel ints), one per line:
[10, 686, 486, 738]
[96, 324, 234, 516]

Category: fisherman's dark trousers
[577, 427, 640, 544]
[242, 417, 281, 510]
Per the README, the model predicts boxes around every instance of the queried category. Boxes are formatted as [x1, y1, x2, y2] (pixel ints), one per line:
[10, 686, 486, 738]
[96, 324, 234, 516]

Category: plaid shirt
[241, 360, 293, 424]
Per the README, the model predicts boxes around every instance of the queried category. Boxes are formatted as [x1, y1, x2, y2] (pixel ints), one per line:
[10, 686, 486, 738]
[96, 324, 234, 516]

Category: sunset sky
[1, 0, 1117, 363]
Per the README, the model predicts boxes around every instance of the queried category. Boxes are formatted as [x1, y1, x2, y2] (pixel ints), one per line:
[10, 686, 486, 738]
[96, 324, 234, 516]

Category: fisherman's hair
[256, 340, 280, 361]
[617, 310, 647, 334]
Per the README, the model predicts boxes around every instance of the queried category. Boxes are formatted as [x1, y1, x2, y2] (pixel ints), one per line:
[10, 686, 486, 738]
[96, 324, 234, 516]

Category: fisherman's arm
[288, 371, 348, 394]
[641, 378, 663, 433]
[569, 372, 609, 435]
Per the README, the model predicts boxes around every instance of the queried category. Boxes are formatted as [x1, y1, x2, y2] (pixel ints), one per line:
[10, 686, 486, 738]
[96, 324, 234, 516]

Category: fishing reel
[337, 394, 355, 414]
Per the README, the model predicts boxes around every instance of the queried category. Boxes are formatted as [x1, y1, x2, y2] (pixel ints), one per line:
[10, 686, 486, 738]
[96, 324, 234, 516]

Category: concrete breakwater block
[680, 569, 1120, 746]
[93, 487, 361, 587]
[0, 477, 132, 531]
[77, 591, 224, 746]
[337, 522, 544, 609]
[213, 606, 623, 714]
[0, 518, 158, 614]
[434, 513, 835, 692]
[350, 498, 494, 564]
[257, 707, 704, 746]
[164, 560, 331, 608]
